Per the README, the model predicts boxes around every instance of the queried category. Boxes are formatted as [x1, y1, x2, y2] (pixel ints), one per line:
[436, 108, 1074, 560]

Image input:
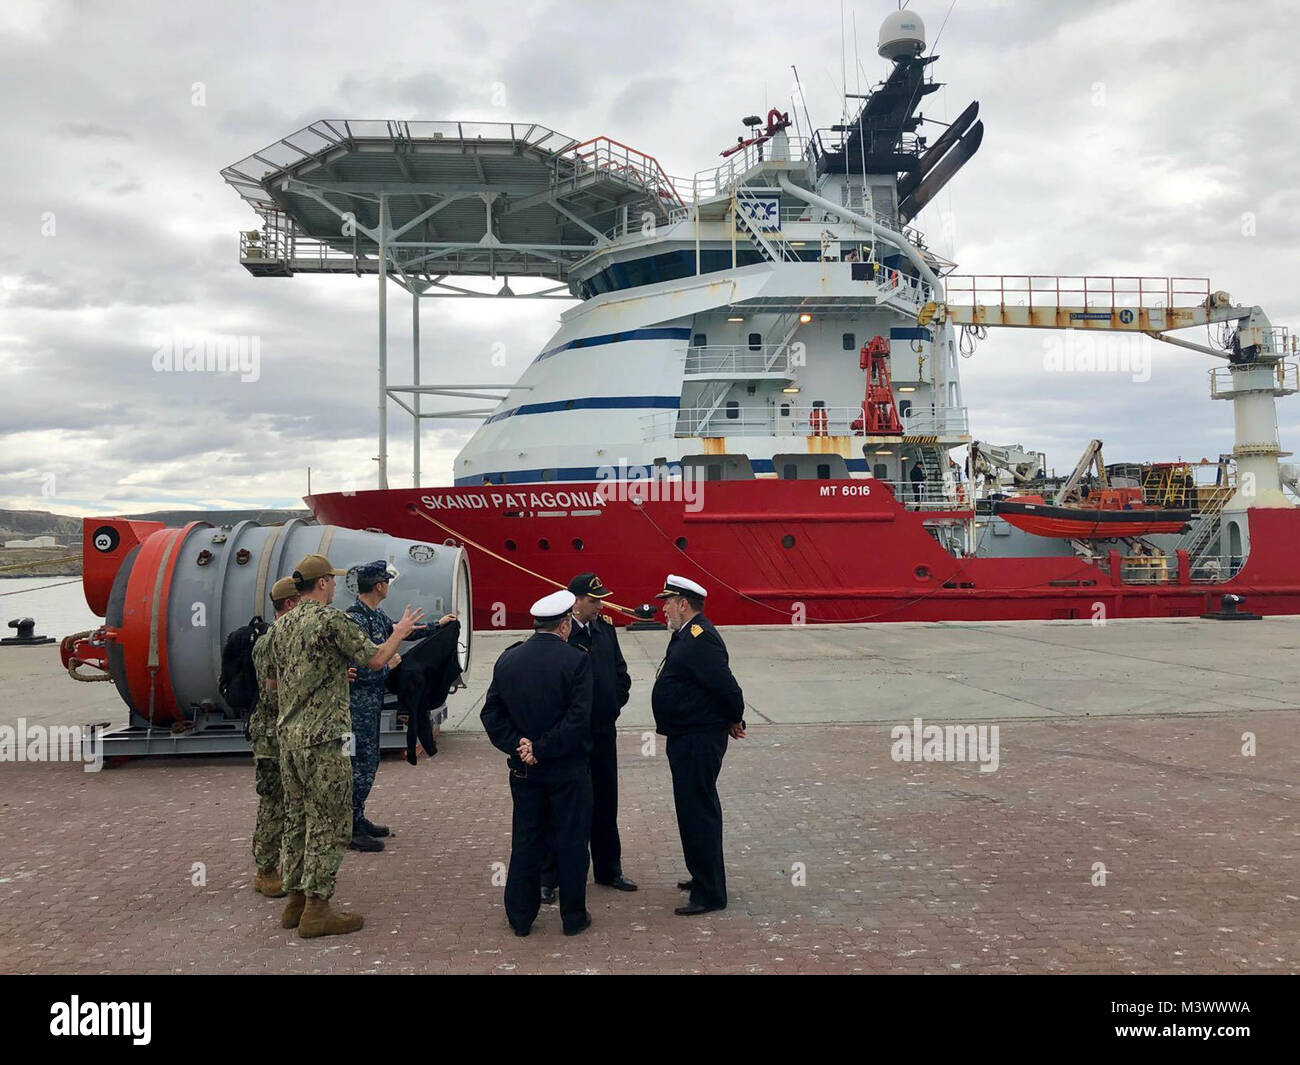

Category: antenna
[840, 0, 848, 126]
[791, 64, 815, 152]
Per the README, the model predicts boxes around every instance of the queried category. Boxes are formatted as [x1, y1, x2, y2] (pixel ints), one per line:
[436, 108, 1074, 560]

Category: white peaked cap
[531, 589, 577, 620]
[657, 574, 707, 598]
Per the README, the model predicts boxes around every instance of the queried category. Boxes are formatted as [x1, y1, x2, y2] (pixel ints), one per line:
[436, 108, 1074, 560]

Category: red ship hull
[306, 480, 1300, 629]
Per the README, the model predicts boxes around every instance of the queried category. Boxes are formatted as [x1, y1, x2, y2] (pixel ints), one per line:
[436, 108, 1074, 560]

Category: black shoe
[677, 879, 696, 891]
[511, 923, 531, 938]
[563, 912, 592, 936]
[359, 818, 390, 838]
[596, 875, 638, 892]
[348, 831, 384, 852]
[674, 901, 724, 916]
[540, 886, 557, 905]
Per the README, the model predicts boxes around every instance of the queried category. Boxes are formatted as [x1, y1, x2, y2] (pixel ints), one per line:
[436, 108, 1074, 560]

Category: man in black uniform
[540, 573, 635, 903]
[651, 574, 746, 916]
[481, 589, 595, 937]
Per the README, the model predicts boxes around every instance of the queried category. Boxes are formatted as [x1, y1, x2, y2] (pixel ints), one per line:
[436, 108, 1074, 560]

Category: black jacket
[567, 614, 631, 728]
[481, 632, 593, 779]
[651, 613, 745, 736]
[387, 619, 463, 765]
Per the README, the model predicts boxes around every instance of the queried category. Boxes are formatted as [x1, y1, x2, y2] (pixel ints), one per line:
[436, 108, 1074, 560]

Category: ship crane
[1055, 439, 1107, 505]
[920, 283, 1299, 518]
[969, 441, 1041, 489]
[923, 280, 1298, 569]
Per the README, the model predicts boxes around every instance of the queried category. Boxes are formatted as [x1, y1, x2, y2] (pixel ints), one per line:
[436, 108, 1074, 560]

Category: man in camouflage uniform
[344, 560, 400, 852]
[274, 553, 424, 938]
[249, 575, 300, 898]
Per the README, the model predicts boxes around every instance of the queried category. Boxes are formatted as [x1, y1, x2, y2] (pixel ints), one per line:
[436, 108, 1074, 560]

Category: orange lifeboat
[992, 487, 1193, 539]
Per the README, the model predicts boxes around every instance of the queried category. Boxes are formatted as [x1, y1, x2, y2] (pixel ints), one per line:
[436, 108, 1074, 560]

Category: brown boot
[280, 891, 306, 929]
[254, 868, 286, 898]
[298, 896, 364, 939]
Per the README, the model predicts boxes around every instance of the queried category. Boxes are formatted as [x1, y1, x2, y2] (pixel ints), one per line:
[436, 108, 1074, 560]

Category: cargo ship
[223, 9, 1300, 629]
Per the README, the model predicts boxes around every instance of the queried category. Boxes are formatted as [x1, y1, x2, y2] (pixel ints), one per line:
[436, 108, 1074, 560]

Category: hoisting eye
[91, 526, 120, 553]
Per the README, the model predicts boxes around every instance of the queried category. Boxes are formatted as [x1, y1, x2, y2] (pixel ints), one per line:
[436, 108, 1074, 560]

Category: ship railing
[1118, 553, 1247, 584]
[1210, 360, 1299, 397]
[646, 404, 967, 441]
[777, 204, 926, 245]
[240, 208, 296, 264]
[558, 136, 684, 212]
[900, 407, 969, 437]
[644, 404, 861, 440]
[683, 345, 794, 376]
[1118, 554, 1179, 584]
[669, 136, 814, 203]
[877, 479, 974, 512]
[1187, 554, 1246, 584]
[871, 266, 933, 308]
[944, 275, 1211, 311]
[657, 200, 927, 247]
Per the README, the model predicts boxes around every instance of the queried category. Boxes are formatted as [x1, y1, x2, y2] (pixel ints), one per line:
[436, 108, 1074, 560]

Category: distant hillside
[0, 508, 311, 576]
[0, 509, 83, 545]
[0, 507, 309, 544]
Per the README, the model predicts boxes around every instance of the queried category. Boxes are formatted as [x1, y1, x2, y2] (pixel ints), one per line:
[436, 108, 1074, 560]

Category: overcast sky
[3, 0, 1298, 516]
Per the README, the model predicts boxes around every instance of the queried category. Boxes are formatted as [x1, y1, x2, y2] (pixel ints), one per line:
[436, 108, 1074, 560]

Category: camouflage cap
[292, 553, 347, 582]
[270, 576, 299, 602]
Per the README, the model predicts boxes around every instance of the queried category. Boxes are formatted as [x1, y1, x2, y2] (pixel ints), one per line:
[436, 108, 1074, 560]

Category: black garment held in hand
[386, 619, 463, 765]
[480, 632, 594, 934]
[541, 614, 632, 889]
[651, 613, 744, 911]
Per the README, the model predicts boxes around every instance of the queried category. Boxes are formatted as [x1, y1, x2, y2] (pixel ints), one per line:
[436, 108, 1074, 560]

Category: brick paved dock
[1, 618, 1297, 974]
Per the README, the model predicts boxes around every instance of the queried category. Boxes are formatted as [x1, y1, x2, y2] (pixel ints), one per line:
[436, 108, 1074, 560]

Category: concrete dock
[1, 616, 1296, 973]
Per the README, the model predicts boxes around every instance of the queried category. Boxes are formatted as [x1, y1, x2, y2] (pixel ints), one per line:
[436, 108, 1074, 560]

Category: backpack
[219, 616, 270, 714]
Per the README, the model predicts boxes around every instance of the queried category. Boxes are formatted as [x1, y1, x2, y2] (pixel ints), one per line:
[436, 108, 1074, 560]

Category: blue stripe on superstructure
[455, 458, 871, 485]
[535, 326, 691, 363]
[484, 395, 680, 425]
[889, 327, 933, 341]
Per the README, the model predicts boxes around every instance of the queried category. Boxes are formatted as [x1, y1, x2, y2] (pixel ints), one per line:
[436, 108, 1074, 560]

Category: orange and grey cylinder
[80, 517, 471, 727]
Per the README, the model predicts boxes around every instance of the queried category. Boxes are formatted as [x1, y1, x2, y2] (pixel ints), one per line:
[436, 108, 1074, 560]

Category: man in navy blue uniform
[650, 575, 746, 915]
[344, 560, 399, 852]
[481, 590, 595, 937]
[540, 573, 635, 902]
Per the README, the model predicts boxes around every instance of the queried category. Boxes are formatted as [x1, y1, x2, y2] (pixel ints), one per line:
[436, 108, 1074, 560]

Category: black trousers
[666, 728, 729, 909]
[504, 770, 592, 933]
[542, 726, 622, 888]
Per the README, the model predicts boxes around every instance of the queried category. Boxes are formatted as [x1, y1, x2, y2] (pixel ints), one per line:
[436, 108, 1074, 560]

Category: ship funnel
[878, 10, 926, 61]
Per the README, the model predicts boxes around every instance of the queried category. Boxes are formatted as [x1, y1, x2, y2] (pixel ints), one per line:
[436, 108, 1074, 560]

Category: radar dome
[878, 10, 926, 61]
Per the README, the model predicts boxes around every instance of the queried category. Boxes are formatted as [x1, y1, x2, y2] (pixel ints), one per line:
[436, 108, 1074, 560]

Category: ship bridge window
[773, 453, 849, 479]
[693, 332, 707, 347]
[725, 400, 739, 419]
[748, 332, 762, 350]
[580, 249, 765, 299]
[681, 454, 756, 481]
[779, 402, 790, 416]
[843, 332, 856, 351]
[899, 399, 912, 418]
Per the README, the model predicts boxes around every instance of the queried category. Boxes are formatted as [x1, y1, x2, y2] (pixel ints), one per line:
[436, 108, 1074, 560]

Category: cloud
[55, 122, 134, 142]
[2, 0, 1298, 520]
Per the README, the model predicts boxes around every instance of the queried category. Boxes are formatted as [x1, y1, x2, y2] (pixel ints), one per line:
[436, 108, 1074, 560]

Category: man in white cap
[480, 589, 595, 937]
[651, 575, 746, 915]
